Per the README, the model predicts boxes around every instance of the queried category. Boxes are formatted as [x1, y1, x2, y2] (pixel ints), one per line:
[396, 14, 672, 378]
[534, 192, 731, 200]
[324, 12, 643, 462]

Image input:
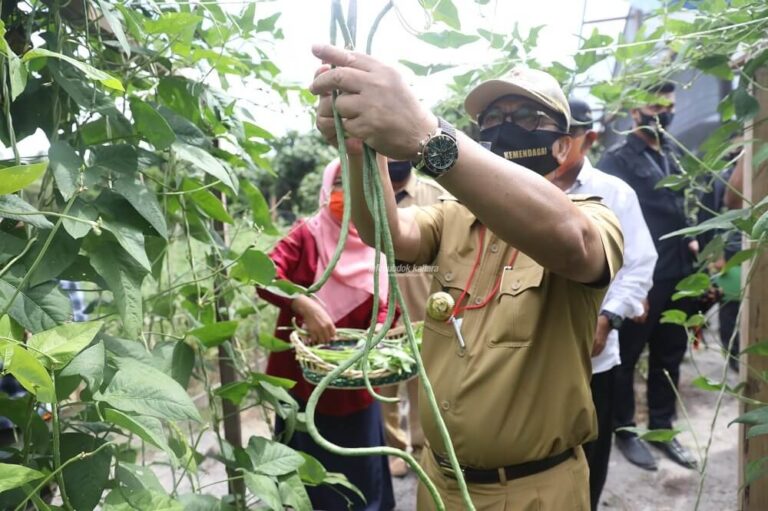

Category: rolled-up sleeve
[574, 198, 624, 284]
[407, 203, 444, 266]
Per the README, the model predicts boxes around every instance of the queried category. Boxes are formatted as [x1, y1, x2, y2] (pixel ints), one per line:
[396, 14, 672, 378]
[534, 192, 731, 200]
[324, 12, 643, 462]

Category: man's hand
[291, 295, 336, 345]
[592, 314, 611, 356]
[310, 44, 436, 161]
[314, 64, 365, 156]
[688, 239, 700, 257]
[632, 298, 650, 324]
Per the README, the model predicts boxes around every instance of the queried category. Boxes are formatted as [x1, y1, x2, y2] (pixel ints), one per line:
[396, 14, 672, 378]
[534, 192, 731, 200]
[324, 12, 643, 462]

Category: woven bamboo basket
[290, 323, 422, 389]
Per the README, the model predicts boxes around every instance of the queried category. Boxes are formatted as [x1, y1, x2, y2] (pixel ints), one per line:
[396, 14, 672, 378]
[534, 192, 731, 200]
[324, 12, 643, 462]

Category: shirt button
[512, 279, 521, 290]
[474, 297, 483, 305]
[490, 244, 499, 253]
[444, 272, 453, 282]
[441, 400, 450, 410]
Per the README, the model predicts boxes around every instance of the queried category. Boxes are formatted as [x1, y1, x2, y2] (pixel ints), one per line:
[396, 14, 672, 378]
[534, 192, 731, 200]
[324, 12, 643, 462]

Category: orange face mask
[329, 190, 344, 222]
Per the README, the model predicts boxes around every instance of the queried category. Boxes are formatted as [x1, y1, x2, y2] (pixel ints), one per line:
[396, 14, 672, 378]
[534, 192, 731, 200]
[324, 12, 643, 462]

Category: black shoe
[615, 434, 657, 471]
[649, 438, 698, 469]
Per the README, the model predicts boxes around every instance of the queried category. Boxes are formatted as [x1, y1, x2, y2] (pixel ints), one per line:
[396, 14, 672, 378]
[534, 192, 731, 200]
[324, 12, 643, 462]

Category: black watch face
[426, 135, 458, 171]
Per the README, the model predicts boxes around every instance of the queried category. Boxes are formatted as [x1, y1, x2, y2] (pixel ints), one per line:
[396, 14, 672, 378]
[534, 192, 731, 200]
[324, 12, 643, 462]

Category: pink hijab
[305, 159, 389, 323]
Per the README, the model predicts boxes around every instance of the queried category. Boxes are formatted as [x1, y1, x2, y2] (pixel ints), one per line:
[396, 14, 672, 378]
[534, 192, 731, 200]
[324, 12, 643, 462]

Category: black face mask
[479, 121, 564, 176]
[638, 111, 674, 133]
[387, 161, 412, 183]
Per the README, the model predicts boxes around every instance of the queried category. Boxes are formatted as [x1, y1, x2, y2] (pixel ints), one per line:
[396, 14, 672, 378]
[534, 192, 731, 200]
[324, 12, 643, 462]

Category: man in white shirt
[554, 100, 658, 510]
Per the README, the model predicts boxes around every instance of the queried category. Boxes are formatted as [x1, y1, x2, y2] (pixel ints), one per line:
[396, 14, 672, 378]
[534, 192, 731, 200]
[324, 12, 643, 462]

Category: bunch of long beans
[295, 2, 476, 510]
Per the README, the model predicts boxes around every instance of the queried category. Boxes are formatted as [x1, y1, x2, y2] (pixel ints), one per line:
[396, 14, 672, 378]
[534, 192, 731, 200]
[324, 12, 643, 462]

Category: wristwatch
[412, 117, 459, 179]
[600, 310, 624, 330]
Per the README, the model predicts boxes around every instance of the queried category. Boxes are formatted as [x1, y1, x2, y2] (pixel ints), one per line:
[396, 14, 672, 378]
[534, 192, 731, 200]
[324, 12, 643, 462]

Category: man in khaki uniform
[311, 46, 624, 510]
[380, 159, 445, 476]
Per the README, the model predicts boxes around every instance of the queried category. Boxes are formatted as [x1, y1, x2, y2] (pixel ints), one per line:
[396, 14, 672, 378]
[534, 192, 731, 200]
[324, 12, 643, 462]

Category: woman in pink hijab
[257, 159, 396, 511]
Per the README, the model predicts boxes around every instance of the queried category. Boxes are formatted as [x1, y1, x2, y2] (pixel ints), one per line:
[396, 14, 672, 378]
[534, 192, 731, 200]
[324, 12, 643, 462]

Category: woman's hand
[292, 295, 336, 345]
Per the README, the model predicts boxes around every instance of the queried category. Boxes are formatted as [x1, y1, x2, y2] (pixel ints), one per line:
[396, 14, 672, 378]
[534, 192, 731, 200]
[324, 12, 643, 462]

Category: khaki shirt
[408, 196, 623, 469]
[395, 176, 446, 322]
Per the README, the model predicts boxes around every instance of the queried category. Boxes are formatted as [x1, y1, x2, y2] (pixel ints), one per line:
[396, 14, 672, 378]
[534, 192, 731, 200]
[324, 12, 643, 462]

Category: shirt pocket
[422, 262, 472, 338]
[490, 264, 545, 348]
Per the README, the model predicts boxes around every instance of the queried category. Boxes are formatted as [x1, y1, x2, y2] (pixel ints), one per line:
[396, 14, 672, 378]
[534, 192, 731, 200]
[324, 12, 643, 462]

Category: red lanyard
[449, 227, 519, 321]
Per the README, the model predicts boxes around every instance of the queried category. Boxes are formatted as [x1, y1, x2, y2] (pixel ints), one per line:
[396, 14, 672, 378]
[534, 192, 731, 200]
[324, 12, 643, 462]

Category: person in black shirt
[597, 82, 699, 471]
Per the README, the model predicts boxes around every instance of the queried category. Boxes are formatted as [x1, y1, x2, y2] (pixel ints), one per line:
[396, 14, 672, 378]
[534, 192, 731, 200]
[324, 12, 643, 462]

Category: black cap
[568, 99, 593, 131]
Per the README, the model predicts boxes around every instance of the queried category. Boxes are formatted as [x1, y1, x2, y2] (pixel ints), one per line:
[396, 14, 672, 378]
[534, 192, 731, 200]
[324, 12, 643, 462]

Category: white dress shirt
[567, 159, 658, 374]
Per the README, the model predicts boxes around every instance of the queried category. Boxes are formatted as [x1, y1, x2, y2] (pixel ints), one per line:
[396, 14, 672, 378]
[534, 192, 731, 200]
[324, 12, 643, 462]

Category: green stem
[14, 442, 114, 511]
[1, 58, 20, 165]
[50, 373, 74, 511]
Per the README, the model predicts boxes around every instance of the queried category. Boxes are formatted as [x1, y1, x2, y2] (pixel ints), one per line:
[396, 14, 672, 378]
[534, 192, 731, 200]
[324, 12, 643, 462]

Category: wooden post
[740, 66, 768, 511]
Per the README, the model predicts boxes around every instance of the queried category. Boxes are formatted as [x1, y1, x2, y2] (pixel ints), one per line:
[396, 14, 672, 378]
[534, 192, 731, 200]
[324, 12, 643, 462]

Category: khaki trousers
[416, 446, 590, 511]
[380, 377, 424, 452]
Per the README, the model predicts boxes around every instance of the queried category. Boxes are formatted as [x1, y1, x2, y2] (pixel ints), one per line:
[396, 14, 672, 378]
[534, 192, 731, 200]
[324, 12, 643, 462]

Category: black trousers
[583, 366, 616, 511]
[614, 278, 694, 433]
[719, 299, 740, 357]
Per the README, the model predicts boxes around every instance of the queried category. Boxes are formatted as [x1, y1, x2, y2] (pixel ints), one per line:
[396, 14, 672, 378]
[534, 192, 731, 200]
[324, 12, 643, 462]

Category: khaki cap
[464, 68, 571, 131]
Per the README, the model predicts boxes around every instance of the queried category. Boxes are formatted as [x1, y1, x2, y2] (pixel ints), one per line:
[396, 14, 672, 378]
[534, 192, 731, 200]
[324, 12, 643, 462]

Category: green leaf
[0, 341, 55, 402]
[60, 340, 105, 391]
[178, 494, 235, 511]
[174, 143, 237, 193]
[243, 472, 282, 511]
[278, 472, 312, 511]
[231, 248, 275, 285]
[0, 267, 72, 333]
[215, 381, 250, 406]
[0, 395, 49, 453]
[241, 180, 278, 235]
[747, 423, 768, 439]
[0, 194, 53, 229]
[129, 98, 175, 150]
[96, 357, 202, 422]
[104, 488, 183, 511]
[92, 144, 138, 176]
[431, 0, 461, 30]
[733, 87, 760, 120]
[22, 227, 81, 287]
[96, 0, 131, 56]
[322, 472, 365, 503]
[745, 458, 768, 487]
[0, 231, 25, 265]
[417, 31, 479, 49]
[659, 309, 688, 326]
[181, 178, 233, 224]
[741, 340, 768, 357]
[48, 141, 82, 200]
[0, 162, 48, 195]
[297, 452, 326, 485]
[399, 60, 455, 76]
[104, 408, 174, 457]
[250, 372, 296, 390]
[188, 321, 238, 348]
[158, 77, 202, 125]
[60, 433, 112, 511]
[0, 463, 45, 493]
[22, 48, 123, 91]
[672, 273, 711, 300]
[27, 320, 103, 369]
[171, 341, 195, 389]
[655, 174, 689, 191]
[616, 427, 683, 442]
[574, 29, 612, 72]
[158, 107, 210, 149]
[255, 13, 281, 33]
[88, 241, 147, 339]
[693, 54, 733, 80]
[730, 406, 768, 427]
[145, 12, 202, 43]
[62, 199, 98, 239]
[246, 436, 305, 476]
[117, 463, 165, 493]
[691, 375, 732, 393]
[113, 177, 168, 239]
[262, 280, 307, 299]
[101, 219, 152, 271]
[258, 333, 292, 352]
[753, 209, 768, 240]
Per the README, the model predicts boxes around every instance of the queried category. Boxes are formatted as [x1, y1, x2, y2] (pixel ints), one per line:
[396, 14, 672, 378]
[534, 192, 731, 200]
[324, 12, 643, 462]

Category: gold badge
[426, 291, 455, 322]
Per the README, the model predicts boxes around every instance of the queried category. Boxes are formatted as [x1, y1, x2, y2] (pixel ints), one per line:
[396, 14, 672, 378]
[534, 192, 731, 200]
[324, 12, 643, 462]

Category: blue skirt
[275, 400, 395, 511]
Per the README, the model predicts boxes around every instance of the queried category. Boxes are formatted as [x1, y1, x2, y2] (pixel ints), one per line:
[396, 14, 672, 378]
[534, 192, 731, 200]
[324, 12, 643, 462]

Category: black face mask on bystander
[479, 122, 564, 175]
[387, 161, 412, 183]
